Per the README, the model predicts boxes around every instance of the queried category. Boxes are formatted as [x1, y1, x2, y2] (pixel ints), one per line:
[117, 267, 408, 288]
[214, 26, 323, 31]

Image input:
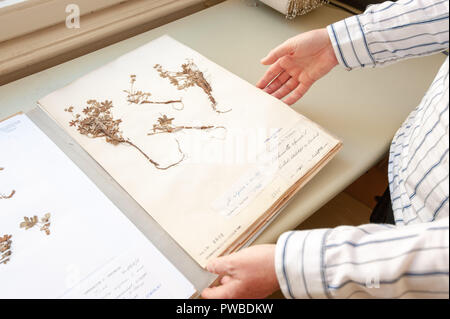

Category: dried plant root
[154, 61, 231, 114]
[159, 138, 186, 170]
[65, 100, 184, 170]
[124, 75, 184, 110]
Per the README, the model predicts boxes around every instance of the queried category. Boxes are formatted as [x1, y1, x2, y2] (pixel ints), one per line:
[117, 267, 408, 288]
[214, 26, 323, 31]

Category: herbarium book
[38, 35, 342, 267]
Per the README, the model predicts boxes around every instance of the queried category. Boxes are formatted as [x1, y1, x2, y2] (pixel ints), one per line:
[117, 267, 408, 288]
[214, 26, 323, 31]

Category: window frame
[0, 0, 129, 43]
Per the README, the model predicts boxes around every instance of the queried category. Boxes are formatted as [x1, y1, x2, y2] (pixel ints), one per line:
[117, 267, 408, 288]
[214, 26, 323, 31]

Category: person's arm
[330, 0, 449, 70]
[257, 0, 449, 105]
[276, 217, 449, 298]
[201, 218, 449, 299]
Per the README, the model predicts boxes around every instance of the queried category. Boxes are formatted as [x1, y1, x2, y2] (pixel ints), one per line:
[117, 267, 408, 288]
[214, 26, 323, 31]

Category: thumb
[261, 40, 294, 65]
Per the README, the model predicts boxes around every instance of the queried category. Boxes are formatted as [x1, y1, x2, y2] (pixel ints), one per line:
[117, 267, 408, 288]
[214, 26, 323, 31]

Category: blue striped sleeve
[274, 217, 449, 298]
[275, 229, 330, 299]
[327, 0, 449, 69]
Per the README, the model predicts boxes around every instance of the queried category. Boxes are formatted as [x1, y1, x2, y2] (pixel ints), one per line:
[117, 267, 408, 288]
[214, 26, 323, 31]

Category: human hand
[256, 28, 338, 105]
[201, 245, 279, 299]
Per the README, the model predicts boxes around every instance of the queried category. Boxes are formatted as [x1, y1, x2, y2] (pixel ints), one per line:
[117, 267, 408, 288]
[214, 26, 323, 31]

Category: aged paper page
[39, 35, 341, 266]
[0, 114, 195, 299]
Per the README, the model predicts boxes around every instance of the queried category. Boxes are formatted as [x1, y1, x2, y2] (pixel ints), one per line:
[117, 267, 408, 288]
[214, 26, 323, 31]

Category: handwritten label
[211, 120, 335, 217]
[275, 123, 331, 182]
[211, 166, 276, 217]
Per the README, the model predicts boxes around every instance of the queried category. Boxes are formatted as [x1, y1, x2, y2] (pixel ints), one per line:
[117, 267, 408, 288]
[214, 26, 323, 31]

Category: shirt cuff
[327, 15, 376, 70]
[275, 229, 331, 299]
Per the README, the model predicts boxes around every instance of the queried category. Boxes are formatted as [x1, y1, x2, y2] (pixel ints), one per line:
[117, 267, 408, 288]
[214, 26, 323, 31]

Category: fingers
[220, 275, 232, 285]
[206, 255, 234, 276]
[272, 77, 299, 99]
[201, 280, 240, 299]
[256, 62, 283, 89]
[261, 40, 294, 65]
[263, 71, 291, 94]
[283, 82, 312, 106]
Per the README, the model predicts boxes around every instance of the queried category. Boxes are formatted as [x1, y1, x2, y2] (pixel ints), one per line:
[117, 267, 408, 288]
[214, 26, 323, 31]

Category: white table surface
[0, 0, 446, 247]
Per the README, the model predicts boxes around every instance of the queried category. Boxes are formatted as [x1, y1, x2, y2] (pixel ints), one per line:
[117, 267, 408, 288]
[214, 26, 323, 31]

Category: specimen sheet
[39, 35, 341, 266]
[0, 114, 195, 299]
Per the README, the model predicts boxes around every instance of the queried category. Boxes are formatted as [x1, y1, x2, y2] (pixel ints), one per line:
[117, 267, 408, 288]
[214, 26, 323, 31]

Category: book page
[0, 114, 195, 299]
[39, 35, 341, 266]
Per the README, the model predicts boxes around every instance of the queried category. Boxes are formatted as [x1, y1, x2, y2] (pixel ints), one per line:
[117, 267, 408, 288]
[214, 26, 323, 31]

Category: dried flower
[20, 213, 51, 236]
[124, 75, 184, 110]
[154, 60, 231, 114]
[0, 234, 13, 265]
[285, 0, 328, 19]
[65, 100, 185, 170]
[148, 114, 225, 136]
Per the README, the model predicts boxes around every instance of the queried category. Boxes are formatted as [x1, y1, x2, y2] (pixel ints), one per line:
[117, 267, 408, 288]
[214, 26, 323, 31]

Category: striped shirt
[275, 0, 449, 299]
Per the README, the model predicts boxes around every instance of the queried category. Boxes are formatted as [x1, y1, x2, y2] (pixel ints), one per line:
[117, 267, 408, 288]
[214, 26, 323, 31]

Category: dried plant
[65, 100, 185, 170]
[285, 0, 328, 19]
[0, 234, 12, 265]
[124, 75, 184, 110]
[148, 114, 225, 136]
[0, 167, 15, 200]
[20, 213, 51, 236]
[0, 190, 15, 200]
[154, 60, 231, 114]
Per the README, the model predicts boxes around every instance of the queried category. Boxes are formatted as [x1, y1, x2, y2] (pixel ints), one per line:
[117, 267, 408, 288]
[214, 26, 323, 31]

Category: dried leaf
[0, 167, 16, 200]
[0, 234, 12, 265]
[20, 214, 51, 235]
[154, 60, 231, 113]
[1, 189, 15, 200]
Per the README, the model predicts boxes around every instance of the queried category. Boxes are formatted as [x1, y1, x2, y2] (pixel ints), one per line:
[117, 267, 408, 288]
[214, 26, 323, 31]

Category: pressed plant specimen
[20, 213, 51, 236]
[154, 60, 231, 114]
[0, 167, 15, 200]
[124, 75, 184, 110]
[148, 114, 226, 137]
[65, 100, 185, 170]
[0, 189, 15, 200]
[0, 234, 12, 265]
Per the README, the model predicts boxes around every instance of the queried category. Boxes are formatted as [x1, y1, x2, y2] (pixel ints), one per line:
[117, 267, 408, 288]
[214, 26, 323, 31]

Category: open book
[37, 35, 342, 267]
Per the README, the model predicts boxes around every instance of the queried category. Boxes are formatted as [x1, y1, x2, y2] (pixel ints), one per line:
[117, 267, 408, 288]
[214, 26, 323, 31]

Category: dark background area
[341, 0, 386, 11]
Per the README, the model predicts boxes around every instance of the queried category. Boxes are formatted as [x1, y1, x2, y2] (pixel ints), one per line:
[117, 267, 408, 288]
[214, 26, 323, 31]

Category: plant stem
[141, 100, 182, 105]
[123, 140, 160, 167]
[123, 140, 185, 170]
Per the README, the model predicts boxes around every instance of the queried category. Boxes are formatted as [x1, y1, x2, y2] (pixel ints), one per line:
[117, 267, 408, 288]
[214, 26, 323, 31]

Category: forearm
[328, 0, 449, 69]
[275, 217, 449, 298]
